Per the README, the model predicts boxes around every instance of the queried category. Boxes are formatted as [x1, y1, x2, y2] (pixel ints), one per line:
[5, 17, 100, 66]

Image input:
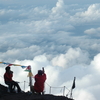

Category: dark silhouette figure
[4, 66, 21, 93]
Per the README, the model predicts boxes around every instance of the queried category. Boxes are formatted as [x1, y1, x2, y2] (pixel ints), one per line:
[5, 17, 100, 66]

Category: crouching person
[31, 67, 46, 95]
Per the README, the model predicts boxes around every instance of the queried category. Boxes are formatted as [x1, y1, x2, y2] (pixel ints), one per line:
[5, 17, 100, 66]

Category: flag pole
[70, 77, 76, 99]
[25, 65, 33, 92]
[29, 74, 32, 92]
[24, 81, 26, 91]
[28, 66, 33, 92]
[70, 88, 73, 98]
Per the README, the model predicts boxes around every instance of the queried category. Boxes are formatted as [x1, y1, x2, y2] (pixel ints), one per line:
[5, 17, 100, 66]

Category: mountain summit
[0, 84, 74, 100]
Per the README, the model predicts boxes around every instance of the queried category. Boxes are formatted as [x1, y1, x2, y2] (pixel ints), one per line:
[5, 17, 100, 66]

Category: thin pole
[63, 86, 65, 96]
[70, 88, 73, 98]
[49, 86, 51, 94]
[29, 66, 32, 92]
[24, 81, 26, 91]
[70, 77, 76, 98]
[29, 76, 32, 91]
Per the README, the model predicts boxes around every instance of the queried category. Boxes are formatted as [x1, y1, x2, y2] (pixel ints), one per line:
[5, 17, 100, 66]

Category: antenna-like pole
[63, 86, 65, 96]
[29, 75, 32, 91]
[24, 81, 26, 91]
[70, 77, 76, 98]
[27, 66, 33, 92]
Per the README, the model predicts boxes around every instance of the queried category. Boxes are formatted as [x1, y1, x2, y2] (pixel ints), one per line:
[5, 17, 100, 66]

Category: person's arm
[42, 67, 45, 74]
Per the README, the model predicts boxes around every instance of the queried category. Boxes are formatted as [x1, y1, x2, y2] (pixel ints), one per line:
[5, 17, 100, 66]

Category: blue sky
[0, 0, 100, 100]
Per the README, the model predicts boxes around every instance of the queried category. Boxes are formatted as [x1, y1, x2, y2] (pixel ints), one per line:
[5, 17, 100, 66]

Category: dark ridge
[0, 84, 74, 100]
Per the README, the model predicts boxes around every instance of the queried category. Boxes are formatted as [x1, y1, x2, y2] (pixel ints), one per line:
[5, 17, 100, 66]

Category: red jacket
[4, 72, 13, 82]
[34, 73, 46, 92]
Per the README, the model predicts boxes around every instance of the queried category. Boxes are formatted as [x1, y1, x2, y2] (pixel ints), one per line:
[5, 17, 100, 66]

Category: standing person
[4, 66, 22, 93]
[31, 67, 46, 94]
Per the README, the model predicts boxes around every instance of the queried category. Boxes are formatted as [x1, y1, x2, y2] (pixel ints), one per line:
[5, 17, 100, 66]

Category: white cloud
[0, 51, 100, 100]
[51, 48, 89, 68]
[70, 4, 100, 25]
[0, 45, 42, 61]
[75, 90, 96, 100]
[81, 4, 100, 17]
[84, 28, 98, 35]
[90, 53, 100, 73]
[84, 27, 100, 36]
[0, 0, 100, 99]
[52, 0, 64, 14]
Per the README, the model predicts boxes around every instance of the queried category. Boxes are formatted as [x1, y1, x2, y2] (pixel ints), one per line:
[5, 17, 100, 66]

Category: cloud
[0, 0, 100, 100]
[73, 53, 100, 100]
[84, 27, 100, 37]
[75, 90, 96, 100]
[0, 49, 100, 100]
[90, 53, 100, 73]
[81, 4, 100, 18]
[51, 48, 90, 68]
[52, 0, 65, 14]
[0, 45, 42, 61]
[68, 4, 100, 26]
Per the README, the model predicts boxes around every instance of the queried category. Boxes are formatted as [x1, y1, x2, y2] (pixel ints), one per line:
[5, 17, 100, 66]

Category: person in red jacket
[4, 66, 21, 93]
[32, 67, 46, 94]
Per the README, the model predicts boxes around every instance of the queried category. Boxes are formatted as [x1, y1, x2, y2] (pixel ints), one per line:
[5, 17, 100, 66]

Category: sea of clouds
[0, 0, 100, 100]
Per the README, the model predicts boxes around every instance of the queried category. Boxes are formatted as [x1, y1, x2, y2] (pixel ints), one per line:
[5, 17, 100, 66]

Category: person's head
[38, 70, 43, 75]
[5, 66, 10, 72]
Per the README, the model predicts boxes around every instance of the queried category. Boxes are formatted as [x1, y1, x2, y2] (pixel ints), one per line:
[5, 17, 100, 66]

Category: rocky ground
[0, 84, 74, 100]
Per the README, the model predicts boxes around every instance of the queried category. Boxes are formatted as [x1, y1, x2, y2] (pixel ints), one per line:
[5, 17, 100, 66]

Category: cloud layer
[0, 0, 100, 100]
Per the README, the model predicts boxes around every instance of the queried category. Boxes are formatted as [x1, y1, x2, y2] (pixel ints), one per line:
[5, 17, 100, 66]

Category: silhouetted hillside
[0, 84, 74, 100]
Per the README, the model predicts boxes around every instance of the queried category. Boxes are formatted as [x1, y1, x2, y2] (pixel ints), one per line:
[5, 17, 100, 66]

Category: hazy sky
[0, 0, 100, 100]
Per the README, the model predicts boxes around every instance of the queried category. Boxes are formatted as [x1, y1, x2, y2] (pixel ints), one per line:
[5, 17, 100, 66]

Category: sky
[0, 0, 100, 100]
